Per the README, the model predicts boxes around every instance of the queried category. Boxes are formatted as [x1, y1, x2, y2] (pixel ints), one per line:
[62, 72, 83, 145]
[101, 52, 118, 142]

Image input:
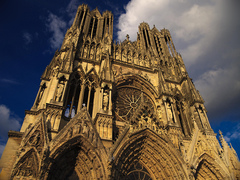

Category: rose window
[114, 88, 153, 122]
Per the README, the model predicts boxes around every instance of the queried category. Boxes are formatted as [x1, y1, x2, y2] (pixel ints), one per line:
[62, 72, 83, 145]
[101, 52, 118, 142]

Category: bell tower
[0, 4, 239, 180]
[20, 5, 114, 142]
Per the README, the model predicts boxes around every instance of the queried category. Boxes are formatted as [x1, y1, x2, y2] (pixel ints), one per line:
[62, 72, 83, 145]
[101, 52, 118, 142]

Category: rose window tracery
[114, 87, 154, 123]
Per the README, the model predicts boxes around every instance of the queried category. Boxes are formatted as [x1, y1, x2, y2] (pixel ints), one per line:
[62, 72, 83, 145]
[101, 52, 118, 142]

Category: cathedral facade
[0, 4, 240, 180]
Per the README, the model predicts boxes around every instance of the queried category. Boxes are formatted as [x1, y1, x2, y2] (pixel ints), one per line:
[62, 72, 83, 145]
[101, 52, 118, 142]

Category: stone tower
[0, 4, 240, 180]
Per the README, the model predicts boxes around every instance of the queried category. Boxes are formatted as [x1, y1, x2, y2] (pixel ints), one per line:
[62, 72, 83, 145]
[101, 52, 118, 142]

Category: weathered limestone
[0, 3, 240, 180]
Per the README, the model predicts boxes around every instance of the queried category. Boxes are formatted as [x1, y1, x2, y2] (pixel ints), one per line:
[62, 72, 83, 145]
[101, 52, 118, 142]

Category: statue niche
[166, 100, 174, 124]
[35, 83, 46, 108]
[102, 86, 109, 111]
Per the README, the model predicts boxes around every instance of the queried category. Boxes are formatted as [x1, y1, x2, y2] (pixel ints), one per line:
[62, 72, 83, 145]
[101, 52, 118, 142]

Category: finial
[126, 34, 129, 41]
[219, 130, 223, 137]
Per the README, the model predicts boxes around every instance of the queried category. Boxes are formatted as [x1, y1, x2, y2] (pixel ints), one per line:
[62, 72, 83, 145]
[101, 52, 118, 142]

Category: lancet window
[82, 85, 95, 116]
[88, 16, 98, 38]
[64, 74, 96, 118]
[154, 35, 163, 56]
[165, 35, 175, 57]
[102, 15, 112, 37]
[174, 96, 192, 136]
[64, 74, 81, 118]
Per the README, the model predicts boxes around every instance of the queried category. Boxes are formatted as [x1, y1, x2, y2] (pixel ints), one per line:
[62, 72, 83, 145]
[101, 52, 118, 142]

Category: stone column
[99, 87, 104, 111]
[79, 9, 87, 31]
[60, 82, 67, 102]
[108, 89, 112, 115]
[90, 17, 96, 38]
[202, 107, 211, 129]
[163, 99, 170, 124]
[168, 36, 175, 57]
[170, 101, 177, 123]
[145, 29, 150, 47]
[92, 88, 98, 119]
[77, 83, 86, 112]
[87, 86, 92, 111]
[169, 36, 177, 56]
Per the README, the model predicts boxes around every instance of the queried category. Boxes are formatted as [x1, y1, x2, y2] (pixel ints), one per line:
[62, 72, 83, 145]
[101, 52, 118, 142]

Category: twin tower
[0, 4, 239, 180]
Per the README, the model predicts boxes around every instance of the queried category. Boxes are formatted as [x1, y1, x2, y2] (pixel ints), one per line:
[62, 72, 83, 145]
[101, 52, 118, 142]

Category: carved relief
[12, 150, 39, 179]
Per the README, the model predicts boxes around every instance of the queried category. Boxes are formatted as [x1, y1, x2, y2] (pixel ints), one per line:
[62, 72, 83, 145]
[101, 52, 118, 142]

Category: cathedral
[1, 4, 240, 180]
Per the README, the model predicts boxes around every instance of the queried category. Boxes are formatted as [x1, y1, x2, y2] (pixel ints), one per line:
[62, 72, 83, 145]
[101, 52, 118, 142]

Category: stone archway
[42, 136, 106, 180]
[111, 129, 189, 180]
[194, 154, 227, 180]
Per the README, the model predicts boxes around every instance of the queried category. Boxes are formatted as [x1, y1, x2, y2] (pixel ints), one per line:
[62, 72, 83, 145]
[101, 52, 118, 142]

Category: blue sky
[0, 0, 239, 157]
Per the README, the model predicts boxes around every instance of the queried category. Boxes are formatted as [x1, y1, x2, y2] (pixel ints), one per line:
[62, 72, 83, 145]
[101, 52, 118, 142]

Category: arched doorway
[111, 129, 189, 180]
[45, 136, 106, 180]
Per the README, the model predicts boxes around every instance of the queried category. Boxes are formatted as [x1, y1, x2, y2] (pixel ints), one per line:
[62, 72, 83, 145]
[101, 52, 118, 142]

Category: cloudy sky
[0, 0, 239, 157]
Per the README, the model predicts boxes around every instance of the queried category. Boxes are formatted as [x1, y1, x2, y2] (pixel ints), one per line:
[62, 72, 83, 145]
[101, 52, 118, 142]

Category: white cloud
[66, 0, 80, 25]
[47, 13, 67, 49]
[0, 105, 21, 140]
[224, 123, 240, 143]
[23, 32, 33, 45]
[46, 0, 81, 49]
[0, 78, 19, 85]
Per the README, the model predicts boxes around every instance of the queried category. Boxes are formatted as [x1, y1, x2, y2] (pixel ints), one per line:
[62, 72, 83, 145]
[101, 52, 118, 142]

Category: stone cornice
[25, 109, 44, 115]
[112, 59, 155, 73]
[46, 103, 64, 110]
[8, 131, 24, 138]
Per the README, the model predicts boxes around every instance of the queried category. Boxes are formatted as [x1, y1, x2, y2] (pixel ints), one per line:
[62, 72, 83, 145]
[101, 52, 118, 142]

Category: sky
[0, 0, 239, 158]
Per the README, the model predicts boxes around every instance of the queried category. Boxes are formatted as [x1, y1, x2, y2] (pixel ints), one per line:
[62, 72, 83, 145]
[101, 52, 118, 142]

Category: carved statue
[52, 66, 59, 77]
[167, 102, 173, 123]
[55, 83, 64, 102]
[35, 83, 46, 107]
[103, 90, 109, 111]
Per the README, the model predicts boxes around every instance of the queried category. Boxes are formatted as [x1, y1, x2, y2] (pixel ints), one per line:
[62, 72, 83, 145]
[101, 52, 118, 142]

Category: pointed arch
[115, 74, 158, 99]
[40, 109, 108, 180]
[11, 148, 40, 179]
[45, 136, 107, 180]
[63, 72, 81, 118]
[193, 153, 228, 180]
[111, 128, 189, 179]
